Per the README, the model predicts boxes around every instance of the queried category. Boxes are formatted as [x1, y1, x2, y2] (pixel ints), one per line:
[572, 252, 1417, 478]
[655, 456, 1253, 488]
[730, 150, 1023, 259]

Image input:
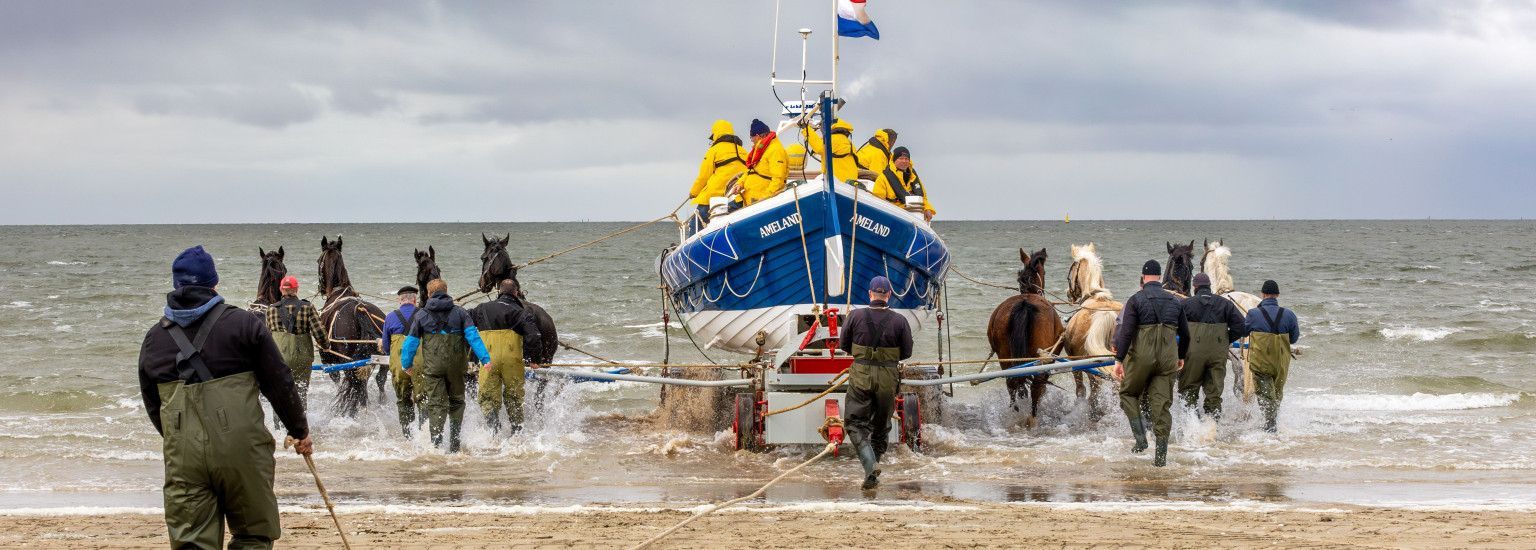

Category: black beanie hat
[1142, 260, 1161, 276]
[892, 146, 910, 159]
[1261, 280, 1280, 295]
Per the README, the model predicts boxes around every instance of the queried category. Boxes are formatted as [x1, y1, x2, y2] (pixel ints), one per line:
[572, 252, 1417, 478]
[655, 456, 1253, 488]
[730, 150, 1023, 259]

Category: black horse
[414, 247, 441, 306]
[1163, 240, 1196, 297]
[254, 246, 287, 317]
[316, 236, 385, 417]
[478, 233, 558, 365]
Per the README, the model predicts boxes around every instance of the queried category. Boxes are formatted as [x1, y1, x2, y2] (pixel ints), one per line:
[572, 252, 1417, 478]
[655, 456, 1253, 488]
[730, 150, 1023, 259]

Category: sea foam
[1294, 392, 1521, 412]
[1380, 326, 1461, 341]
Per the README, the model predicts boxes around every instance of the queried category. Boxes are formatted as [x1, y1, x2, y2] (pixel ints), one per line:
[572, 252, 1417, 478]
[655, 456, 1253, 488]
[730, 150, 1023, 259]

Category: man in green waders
[1243, 280, 1300, 432]
[381, 286, 423, 436]
[469, 279, 544, 435]
[838, 276, 913, 490]
[1112, 260, 1189, 467]
[401, 279, 493, 452]
[264, 276, 327, 412]
[1178, 273, 1249, 418]
[138, 246, 312, 548]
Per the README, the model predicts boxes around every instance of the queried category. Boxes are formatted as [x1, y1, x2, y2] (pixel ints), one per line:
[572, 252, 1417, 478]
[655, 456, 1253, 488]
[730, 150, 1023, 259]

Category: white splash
[1380, 326, 1461, 341]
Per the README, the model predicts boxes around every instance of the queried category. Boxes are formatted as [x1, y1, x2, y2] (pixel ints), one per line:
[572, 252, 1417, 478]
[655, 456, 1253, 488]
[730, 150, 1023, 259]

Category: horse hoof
[1024, 416, 1038, 430]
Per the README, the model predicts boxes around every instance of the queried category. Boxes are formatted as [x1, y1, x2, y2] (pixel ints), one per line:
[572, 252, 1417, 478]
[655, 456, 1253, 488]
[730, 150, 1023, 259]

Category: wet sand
[7, 503, 1534, 549]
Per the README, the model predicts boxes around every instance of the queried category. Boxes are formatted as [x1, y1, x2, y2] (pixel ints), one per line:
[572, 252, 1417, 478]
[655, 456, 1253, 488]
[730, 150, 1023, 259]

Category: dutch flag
[837, 0, 880, 40]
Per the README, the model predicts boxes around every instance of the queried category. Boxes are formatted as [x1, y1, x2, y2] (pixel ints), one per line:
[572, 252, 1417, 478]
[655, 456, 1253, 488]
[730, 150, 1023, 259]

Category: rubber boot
[1153, 437, 1168, 467]
[1130, 417, 1149, 454]
[856, 443, 880, 490]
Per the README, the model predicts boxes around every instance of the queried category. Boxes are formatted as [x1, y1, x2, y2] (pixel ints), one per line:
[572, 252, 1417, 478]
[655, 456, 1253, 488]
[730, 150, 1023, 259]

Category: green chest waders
[1120, 324, 1179, 443]
[1180, 322, 1231, 416]
[846, 342, 902, 472]
[389, 334, 422, 434]
[1248, 330, 1292, 431]
[419, 333, 469, 449]
[157, 304, 281, 549]
[476, 329, 526, 434]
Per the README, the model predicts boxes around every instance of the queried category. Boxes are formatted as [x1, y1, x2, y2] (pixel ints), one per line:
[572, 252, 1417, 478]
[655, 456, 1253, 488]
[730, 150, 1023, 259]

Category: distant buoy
[1064, 213, 1070, 224]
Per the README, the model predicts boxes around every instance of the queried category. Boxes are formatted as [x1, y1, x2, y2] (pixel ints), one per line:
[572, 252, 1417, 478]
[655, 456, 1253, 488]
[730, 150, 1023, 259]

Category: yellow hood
[709, 119, 734, 141]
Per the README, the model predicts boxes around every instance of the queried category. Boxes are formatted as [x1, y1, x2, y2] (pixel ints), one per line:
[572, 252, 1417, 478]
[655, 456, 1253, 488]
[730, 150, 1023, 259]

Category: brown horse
[253, 246, 287, 317]
[1163, 240, 1196, 297]
[986, 248, 1067, 429]
[478, 233, 558, 365]
[316, 236, 385, 417]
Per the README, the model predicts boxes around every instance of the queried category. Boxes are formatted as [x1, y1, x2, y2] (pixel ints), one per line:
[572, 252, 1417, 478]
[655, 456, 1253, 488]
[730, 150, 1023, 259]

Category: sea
[1, 220, 1533, 514]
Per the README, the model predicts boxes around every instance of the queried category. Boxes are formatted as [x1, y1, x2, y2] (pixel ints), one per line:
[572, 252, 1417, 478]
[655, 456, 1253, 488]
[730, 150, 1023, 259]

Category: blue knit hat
[172, 245, 219, 289]
[749, 118, 770, 137]
[869, 275, 892, 294]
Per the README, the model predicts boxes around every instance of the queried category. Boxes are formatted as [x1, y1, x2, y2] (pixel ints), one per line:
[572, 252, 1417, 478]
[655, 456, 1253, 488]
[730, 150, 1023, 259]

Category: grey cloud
[131, 85, 325, 128]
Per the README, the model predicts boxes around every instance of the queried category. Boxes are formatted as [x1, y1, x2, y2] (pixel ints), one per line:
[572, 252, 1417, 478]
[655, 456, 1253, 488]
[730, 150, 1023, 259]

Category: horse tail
[1007, 298, 1037, 365]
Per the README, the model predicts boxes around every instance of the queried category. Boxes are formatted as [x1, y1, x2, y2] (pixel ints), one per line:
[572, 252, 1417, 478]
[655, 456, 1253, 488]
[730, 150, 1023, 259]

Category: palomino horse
[1062, 243, 1124, 417]
[316, 236, 385, 417]
[253, 246, 287, 318]
[477, 233, 558, 365]
[414, 247, 441, 306]
[1163, 241, 1196, 297]
[1200, 239, 1261, 312]
[986, 248, 1067, 429]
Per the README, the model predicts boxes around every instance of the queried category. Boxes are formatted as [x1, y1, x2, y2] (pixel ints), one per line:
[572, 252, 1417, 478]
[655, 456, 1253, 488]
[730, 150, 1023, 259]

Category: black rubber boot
[857, 443, 880, 490]
[1130, 417, 1149, 454]
[1153, 437, 1168, 467]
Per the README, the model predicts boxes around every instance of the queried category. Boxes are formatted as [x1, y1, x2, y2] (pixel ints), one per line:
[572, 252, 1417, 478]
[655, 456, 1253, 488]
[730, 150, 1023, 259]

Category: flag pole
[831, 0, 839, 99]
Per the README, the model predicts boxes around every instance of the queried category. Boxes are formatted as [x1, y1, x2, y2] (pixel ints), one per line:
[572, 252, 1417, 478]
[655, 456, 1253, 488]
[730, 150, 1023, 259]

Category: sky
[2, 1, 1533, 223]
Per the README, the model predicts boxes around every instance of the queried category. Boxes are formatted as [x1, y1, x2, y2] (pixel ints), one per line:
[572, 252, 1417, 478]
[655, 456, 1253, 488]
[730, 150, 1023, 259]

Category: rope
[947, 264, 1015, 292]
[557, 340, 624, 365]
[903, 353, 1111, 367]
[844, 184, 861, 310]
[790, 182, 819, 304]
[629, 441, 838, 550]
[761, 367, 850, 417]
[518, 199, 688, 269]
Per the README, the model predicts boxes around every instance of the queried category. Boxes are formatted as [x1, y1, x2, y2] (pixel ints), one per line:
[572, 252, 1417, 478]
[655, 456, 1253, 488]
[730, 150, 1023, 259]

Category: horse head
[414, 247, 441, 299]
[478, 233, 519, 296]
[1164, 240, 1195, 295]
[1201, 239, 1235, 294]
[255, 246, 287, 305]
[1067, 242, 1105, 303]
[1017, 247, 1048, 295]
[317, 236, 351, 298]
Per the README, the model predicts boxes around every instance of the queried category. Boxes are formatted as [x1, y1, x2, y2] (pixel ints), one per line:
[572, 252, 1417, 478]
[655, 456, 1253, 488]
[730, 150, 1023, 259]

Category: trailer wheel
[733, 393, 762, 452]
[899, 392, 923, 452]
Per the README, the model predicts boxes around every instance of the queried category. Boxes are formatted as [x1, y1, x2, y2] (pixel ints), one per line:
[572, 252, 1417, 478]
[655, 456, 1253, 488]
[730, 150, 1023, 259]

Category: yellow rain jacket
[786, 143, 807, 173]
[854, 129, 897, 176]
[737, 133, 788, 206]
[874, 163, 935, 218]
[801, 119, 858, 181]
[688, 120, 748, 206]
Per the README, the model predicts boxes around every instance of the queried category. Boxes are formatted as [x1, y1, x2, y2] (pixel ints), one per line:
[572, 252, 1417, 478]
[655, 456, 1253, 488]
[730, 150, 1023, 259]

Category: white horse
[1200, 240, 1261, 312]
[1063, 243, 1123, 415]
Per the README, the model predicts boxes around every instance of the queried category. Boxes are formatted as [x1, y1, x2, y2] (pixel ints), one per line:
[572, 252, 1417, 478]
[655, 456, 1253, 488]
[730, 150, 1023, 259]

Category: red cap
[280, 276, 300, 290]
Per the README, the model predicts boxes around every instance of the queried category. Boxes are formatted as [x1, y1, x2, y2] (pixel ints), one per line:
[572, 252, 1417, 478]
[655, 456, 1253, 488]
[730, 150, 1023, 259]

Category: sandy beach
[6, 503, 1535, 549]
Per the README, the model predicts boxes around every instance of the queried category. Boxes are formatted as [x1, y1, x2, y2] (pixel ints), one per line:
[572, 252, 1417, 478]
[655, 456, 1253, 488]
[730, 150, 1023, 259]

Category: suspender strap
[164, 302, 228, 384]
[713, 155, 743, 169]
[1258, 305, 1284, 334]
[883, 168, 910, 201]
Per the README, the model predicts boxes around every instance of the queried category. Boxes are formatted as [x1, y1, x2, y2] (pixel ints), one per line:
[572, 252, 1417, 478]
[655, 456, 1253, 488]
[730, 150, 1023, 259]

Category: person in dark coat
[137, 245, 311, 549]
[1178, 273, 1249, 418]
[1112, 260, 1189, 467]
[469, 279, 545, 435]
[838, 275, 914, 490]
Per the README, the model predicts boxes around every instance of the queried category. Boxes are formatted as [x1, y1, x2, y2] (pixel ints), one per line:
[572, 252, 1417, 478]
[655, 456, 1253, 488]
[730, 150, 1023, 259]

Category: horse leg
[1026, 375, 1047, 430]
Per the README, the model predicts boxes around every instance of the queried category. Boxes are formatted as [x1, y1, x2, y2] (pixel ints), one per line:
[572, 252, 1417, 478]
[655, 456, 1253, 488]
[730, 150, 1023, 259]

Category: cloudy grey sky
[3, 1, 1533, 223]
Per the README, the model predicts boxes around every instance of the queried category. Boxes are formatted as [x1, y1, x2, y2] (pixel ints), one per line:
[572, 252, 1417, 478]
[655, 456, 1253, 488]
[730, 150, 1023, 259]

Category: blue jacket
[1244, 298, 1300, 344]
[382, 303, 417, 343]
[401, 293, 492, 371]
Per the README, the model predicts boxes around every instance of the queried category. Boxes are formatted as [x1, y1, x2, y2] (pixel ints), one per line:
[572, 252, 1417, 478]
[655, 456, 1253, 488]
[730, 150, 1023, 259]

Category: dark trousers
[845, 363, 900, 457]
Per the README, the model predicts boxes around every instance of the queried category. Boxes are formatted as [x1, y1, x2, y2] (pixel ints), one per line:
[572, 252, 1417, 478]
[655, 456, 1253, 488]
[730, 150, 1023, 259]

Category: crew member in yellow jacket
[801, 118, 858, 182]
[855, 129, 898, 175]
[873, 146, 935, 221]
[687, 120, 747, 228]
[730, 119, 788, 207]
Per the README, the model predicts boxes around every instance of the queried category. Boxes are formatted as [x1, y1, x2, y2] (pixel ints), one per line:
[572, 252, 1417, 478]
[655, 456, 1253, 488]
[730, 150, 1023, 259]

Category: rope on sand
[629, 441, 839, 550]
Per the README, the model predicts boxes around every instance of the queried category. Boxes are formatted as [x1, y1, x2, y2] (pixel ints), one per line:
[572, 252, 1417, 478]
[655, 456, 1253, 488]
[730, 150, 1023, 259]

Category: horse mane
[1070, 243, 1112, 301]
[1202, 243, 1235, 295]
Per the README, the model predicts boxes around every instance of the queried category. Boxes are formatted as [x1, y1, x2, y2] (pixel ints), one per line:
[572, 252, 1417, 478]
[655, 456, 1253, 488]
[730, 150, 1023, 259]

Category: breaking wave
[1293, 393, 1523, 412]
[1379, 326, 1461, 342]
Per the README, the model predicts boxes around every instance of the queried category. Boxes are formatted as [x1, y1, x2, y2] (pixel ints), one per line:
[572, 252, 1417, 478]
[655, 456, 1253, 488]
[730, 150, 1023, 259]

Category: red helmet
[280, 276, 300, 290]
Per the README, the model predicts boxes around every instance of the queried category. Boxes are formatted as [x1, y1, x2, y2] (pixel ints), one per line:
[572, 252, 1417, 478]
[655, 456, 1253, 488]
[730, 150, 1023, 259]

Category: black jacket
[1180, 287, 1250, 343]
[838, 300, 914, 360]
[470, 294, 544, 363]
[138, 287, 308, 439]
[1113, 281, 1191, 361]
